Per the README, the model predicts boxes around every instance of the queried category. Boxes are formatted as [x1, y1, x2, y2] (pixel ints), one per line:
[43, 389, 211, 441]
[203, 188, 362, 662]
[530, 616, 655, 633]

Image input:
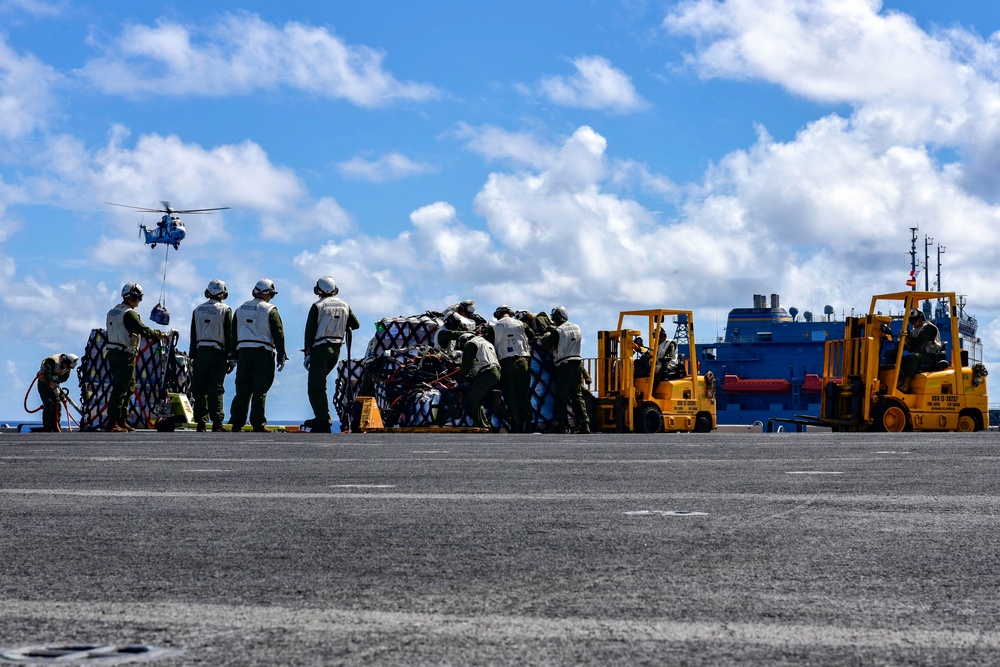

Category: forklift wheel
[694, 414, 713, 433]
[637, 404, 663, 434]
[872, 401, 908, 433]
[957, 411, 979, 432]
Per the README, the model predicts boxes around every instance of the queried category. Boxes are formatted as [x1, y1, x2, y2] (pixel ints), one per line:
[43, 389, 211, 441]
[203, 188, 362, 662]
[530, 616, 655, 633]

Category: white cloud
[259, 197, 352, 242]
[663, 0, 1000, 198]
[664, 0, 965, 107]
[27, 126, 351, 244]
[0, 35, 60, 138]
[337, 152, 435, 183]
[455, 122, 556, 169]
[538, 55, 647, 113]
[0, 0, 65, 17]
[79, 13, 439, 106]
[610, 159, 681, 200]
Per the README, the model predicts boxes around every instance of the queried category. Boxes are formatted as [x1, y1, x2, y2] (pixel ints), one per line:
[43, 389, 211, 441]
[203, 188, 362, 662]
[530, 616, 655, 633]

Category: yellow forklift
[817, 291, 988, 432]
[593, 309, 716, 433]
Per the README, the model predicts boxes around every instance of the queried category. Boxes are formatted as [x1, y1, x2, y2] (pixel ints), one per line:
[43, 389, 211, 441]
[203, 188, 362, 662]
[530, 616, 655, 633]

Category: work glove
[277, 355, 288, 372]
[226, 360, 236, 374]
[303, 354, 311, 371]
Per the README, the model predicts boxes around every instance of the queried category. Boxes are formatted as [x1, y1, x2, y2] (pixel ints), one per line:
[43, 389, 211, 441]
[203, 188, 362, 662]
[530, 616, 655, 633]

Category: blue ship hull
[695, 293, 982, 426]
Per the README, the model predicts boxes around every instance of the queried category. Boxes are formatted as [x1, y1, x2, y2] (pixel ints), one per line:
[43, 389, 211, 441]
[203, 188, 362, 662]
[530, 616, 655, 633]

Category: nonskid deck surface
[2, 432, 999, 666]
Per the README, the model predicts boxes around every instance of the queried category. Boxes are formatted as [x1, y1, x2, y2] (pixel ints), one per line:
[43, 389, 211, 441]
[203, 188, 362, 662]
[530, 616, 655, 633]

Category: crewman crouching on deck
[37, 353, 79, 432]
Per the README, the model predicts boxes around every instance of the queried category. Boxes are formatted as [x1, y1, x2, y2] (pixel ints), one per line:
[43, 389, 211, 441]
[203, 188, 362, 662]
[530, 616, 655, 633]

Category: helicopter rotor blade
[171, 207, 231, 214]
[106, 202, 167, 213]
[106, 202, 231, 218]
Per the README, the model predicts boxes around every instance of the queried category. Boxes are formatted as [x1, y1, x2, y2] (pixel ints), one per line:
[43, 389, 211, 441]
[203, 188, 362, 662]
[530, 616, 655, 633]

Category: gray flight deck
[2, 431, 1000, 665]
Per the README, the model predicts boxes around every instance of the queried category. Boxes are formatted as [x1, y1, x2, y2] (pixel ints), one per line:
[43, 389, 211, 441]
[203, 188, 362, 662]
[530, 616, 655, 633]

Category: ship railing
[696, 334, 772, 344]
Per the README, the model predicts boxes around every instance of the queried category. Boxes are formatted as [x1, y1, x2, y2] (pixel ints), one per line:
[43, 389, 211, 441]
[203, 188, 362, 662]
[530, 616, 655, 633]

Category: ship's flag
[905, 268, 919, 287]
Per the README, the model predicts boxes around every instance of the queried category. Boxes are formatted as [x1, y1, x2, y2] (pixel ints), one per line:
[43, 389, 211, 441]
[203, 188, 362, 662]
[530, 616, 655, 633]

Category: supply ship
[696, 293, 983, 427]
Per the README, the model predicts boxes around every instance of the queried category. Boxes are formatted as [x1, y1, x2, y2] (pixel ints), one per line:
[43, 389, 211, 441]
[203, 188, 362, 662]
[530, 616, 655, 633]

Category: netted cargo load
[77, 329, 193, 430]
[334, 312, 588, 431]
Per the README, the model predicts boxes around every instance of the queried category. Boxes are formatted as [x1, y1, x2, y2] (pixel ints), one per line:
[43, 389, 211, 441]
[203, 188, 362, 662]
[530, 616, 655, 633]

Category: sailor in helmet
[228, 279, 288, 432]
[539, 306, 591, 434]
[105, 282, 168, 432]
[303, 276, 360, 433]
[36, 353, 79, 432]
[190, 279, 234, 432]
[485, 305, 535, 432]
[458, 331, 501, 430]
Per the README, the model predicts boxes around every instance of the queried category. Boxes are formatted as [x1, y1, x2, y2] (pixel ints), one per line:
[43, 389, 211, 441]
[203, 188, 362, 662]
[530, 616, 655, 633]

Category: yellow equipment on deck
[819, 291, 988, 432]
[592, 309, 716, 433]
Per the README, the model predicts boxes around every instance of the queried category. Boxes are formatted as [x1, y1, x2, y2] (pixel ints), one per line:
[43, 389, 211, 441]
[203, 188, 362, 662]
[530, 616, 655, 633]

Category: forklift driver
[897, 309, 943, 393]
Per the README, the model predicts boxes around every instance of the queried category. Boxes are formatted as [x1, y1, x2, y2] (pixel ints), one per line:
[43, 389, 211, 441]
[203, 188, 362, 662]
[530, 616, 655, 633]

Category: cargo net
[77, 329, 193, 430]
[333, 314, 584, 431]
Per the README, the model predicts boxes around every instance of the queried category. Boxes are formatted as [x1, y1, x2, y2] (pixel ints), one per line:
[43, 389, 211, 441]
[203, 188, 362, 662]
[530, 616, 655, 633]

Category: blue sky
[3, 0, 1000, 421]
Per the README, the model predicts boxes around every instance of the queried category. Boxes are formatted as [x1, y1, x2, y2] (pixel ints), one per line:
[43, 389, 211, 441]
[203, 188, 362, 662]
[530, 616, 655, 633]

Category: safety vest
[106, 302, 140, 353]
[466, 337, 500, 376]
[313, 296, 351, 345]
[40, 355, 70, 384]
[235, 298, 276, 351]
[553, 322, 583, 365]
[492, 317, 531, 360]
[193, 300, 230, 350]
[657, 339, 678, 363]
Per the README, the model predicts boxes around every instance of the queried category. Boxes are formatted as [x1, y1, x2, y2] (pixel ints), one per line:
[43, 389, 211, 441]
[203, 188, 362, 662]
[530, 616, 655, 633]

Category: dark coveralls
[229, 302, 287, 431]
[106, 308, 163, 430]
[190, 301, 234, 429]
[304, 300, 360, 429]
[37, 356, 71, 432]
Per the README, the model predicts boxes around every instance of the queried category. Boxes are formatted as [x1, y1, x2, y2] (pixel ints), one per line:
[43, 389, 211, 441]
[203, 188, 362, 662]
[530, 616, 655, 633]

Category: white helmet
[493, 305, 513, 319]
[205, 278, 228, 299]
[121, 282, 143, 301]
[252, 278, 277, 298]
[61, 353, 79, 369]
[551, 305, 569, 325]
[459, 299, 475, 315]
[458, 333, 475, 347]
[314, 276, 338, 297]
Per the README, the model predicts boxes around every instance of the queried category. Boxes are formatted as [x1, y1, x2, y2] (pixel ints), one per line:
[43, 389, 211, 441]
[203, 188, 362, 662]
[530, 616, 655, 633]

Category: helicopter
[105, 201, 230, 249]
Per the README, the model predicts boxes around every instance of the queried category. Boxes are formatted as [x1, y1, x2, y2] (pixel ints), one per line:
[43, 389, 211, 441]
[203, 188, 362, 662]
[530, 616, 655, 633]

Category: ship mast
[924, 234, 933, 291]
[908, 227, 918, 292]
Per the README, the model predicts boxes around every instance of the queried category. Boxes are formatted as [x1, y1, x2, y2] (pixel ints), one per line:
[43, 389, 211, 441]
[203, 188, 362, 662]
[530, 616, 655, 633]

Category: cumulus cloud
[455, 122, 556, 169]
[337, 152, 435, 182]
[259, 197, 352, 242]
[663, 0, 1000, 198]
[26, 126, 352, 245]
[0, 35, 60, 138]
[664, 0, 964, 106]
[79, 12, 439, 106]
[294, 200, 505, 316]
[537, 56, 647, 113]
[294, 125, 764, 330]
